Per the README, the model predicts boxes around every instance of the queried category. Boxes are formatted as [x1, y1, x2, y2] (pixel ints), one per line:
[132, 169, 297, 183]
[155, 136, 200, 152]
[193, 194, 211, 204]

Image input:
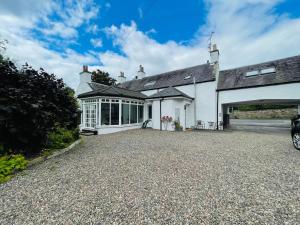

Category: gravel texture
[0, 129, 300, 224]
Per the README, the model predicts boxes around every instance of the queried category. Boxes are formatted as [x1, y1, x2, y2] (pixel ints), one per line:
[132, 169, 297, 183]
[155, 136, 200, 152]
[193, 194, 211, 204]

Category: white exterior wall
[76, 72, 92, 96]
[218, 83, 300, 123]
[177, 82, 217, 127]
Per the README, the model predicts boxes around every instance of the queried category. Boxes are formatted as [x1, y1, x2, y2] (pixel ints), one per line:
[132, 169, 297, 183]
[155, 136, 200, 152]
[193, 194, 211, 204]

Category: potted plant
[161, 116, 173, 130]
[174, 120, 183, 131]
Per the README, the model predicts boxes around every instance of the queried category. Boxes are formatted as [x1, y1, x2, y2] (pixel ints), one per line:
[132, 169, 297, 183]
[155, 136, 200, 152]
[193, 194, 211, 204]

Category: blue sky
[0, 0, 300, 88]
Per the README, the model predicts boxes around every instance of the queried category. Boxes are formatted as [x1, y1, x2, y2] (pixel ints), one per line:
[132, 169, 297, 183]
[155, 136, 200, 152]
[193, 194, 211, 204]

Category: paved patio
[0, 129, 299, 224]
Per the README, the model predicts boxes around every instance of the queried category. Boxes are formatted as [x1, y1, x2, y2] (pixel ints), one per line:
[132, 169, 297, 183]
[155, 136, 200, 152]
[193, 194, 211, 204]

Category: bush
[0, 58, 79, 156]
[46, 127, 79, 149]
[0, 154, 28, 183]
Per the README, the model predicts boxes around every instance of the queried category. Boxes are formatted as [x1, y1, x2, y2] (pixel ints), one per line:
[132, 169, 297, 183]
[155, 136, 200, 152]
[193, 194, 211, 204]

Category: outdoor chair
[196, 120, 205, 129]
[208, 121, 215, 130]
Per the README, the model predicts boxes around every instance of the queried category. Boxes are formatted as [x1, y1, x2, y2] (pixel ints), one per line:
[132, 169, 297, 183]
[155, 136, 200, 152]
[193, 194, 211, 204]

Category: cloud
[98, 0, 300, 80]
[138, 7, 143, 19]
[87, 24, 100, 34]
[90, 38, 103, 48]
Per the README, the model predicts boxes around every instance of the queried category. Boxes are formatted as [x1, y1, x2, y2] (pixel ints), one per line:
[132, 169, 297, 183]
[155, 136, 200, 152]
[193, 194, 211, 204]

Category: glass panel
[111, 103, 119, 125]
[148, 105, 152, 119]
[122, 104, 130, 125]
[91, 104, 96, 127]
[101, 103, 110, 125]
[130, 104, 137, 124]
[138, 105, 144, 123]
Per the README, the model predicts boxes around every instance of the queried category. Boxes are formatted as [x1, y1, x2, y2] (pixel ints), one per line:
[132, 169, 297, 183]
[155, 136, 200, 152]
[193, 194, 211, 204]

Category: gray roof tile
[218, 55, 300, 90]
[119, 63, 215, 91]
[147, 86, 193, 99]
[78, 82, 147, 99]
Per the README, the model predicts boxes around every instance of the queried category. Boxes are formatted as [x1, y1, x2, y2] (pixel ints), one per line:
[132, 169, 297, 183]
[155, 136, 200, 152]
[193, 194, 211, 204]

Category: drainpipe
[160, 98, 162, 131]
[193, 77, 197, 126]
[216, 90, 219, 130]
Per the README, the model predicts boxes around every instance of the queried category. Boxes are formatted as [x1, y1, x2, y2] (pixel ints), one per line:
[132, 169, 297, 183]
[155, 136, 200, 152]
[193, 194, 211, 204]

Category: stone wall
[231, 108, 298, 119]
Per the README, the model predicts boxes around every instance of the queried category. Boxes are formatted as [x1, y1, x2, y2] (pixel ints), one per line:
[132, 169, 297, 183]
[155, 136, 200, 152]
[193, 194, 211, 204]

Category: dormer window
[184, 75, 191, 80]
[245, 67, 276, 77]
[144, 81, 156, 87]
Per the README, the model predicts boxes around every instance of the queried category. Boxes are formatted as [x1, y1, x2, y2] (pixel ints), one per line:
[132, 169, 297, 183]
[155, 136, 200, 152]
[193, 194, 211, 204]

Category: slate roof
[147, 86, 193, 100]
[218, 55, 300, 90]
[77, 82, 147, 99]
[119, 63, 215, 91]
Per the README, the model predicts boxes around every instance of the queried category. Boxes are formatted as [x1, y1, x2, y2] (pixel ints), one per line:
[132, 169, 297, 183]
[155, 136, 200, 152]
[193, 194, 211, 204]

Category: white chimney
[210, 44, 219, 64]
[117, 71, 126, 84]
[75, 65, 92, 97]
[137, 65, 146, 79]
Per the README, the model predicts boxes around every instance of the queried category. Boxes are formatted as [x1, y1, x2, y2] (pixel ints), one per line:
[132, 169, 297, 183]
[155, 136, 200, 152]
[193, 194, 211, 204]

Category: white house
[76, 45, 300, 135]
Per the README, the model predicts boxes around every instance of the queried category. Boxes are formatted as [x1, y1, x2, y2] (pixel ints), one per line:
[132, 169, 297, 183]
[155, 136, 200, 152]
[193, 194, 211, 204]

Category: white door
[84, 104, 97, 128]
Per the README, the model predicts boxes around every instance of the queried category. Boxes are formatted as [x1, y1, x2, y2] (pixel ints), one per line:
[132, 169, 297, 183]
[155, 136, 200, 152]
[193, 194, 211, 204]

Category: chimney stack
[117, 71, 127, 84]
[83, 65, 89, 72]
[137, 65, 146, 79]
[209, 44, 219, 64]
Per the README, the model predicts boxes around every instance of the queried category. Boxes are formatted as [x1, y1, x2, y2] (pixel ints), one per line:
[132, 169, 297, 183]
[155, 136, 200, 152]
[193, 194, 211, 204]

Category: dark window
[101, 103, 110, 125]
[130, 104, 137, 123]
[111, 103, 119, 125]
[122, 104, 130, 124]
[148, 105, 152, 119]
[138, 105, 144, 123]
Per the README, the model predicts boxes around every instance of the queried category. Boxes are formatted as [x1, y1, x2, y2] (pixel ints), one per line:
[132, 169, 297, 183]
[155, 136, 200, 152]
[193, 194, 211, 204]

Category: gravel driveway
[1, 129, 299, 224]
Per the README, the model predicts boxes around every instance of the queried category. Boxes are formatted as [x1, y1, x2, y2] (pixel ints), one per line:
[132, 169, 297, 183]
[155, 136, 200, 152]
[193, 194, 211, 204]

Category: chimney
[117, 71, 127, 84]
[210, 44, 219, 64]
[83, 65, 89, 72]
[137, 65, 146, 79]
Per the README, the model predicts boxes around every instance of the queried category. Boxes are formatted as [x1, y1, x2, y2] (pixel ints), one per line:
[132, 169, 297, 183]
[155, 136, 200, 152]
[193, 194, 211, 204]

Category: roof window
[261, 67, 276, 74]
[144, 81, 156, 86]
[184, 75, 191, 80]
[246, 70, 259, 77]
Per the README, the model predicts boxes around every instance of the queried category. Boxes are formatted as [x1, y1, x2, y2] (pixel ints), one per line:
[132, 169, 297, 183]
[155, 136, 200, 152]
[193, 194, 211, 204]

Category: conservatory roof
[77, 82, 147, 99]
[147, 86, 193, 100]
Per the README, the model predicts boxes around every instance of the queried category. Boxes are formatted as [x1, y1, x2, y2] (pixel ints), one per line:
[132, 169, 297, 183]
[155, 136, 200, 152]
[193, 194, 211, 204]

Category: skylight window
[261, 67, 276, 74]
[184, 75, 191, 80]
[246, 70, 259, 77]
[144, 81, 156, 86]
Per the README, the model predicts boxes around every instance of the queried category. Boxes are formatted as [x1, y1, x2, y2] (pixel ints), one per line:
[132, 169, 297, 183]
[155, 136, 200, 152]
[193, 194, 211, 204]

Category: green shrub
[0, 154, 28, 184]
[46, 127, 79, 149]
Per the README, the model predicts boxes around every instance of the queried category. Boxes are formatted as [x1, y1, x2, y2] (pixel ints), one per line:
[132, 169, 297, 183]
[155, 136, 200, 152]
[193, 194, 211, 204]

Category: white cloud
[138, 7, 143, 19]
[1, 0, 300, 89]
[90, 38, 103, 48]
[98, 0, 300, 80]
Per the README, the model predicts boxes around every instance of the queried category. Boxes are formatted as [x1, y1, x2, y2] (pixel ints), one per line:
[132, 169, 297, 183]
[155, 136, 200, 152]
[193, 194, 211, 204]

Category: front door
[84, 104, 97, 128]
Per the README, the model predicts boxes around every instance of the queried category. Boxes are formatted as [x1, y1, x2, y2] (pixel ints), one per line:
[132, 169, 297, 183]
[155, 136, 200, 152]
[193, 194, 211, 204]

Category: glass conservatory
[80, 97, 145, 134]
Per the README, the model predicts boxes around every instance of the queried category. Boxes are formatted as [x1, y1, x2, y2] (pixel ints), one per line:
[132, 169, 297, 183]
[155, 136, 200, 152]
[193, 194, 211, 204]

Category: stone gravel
[0, 129, 300, 224]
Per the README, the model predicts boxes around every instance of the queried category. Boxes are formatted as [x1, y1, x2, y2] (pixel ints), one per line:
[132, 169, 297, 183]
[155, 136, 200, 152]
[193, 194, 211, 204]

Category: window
[111, 103, 119, 125]
[261, 67, 276, 74]
[101, 103, 110, 125]
[246, 70, 259, 77]
[138, 105, 144, 123]
[148, 105, 152, 119]
[122, 103, 130, 124]
[184, 75, 191, 80]
[130, 104, 137, 123]
[144, 81, 156, 86]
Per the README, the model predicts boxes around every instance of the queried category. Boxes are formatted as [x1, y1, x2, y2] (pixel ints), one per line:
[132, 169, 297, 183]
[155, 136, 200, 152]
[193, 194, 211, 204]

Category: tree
[91, 69, 116, 86]
[0, 59, 79, 156]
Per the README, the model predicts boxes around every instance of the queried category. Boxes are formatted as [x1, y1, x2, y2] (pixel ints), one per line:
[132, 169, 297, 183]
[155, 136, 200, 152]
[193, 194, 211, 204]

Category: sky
[0, 0, 300, 88]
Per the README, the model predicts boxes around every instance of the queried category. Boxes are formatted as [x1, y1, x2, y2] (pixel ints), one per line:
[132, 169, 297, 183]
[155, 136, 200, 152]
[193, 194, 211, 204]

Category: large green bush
[0, 155, 28, 183]
[0, 57, 79, 156]
[46, 127, 79, 149]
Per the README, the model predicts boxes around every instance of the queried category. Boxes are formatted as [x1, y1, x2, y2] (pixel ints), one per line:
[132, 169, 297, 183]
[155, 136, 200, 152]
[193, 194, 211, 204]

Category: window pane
[138, 105, 143, 123]
[111, 103, 119, 125]
[122, 104, 129, 125]
[130, 104, 137, 124]
[101, 103, 110, 125]
[148, 105, 152, 119]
